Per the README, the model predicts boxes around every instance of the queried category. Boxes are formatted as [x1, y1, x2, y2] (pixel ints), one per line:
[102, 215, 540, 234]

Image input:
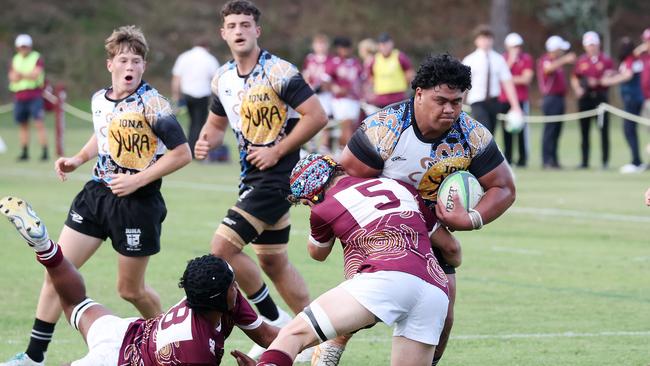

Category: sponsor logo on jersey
[391, 156, 406, 162]
[223, 217, 237, 226]
[209, 338, 216, 355]
[69, 210, 83, 224]
[240, 84, 287, 145]
[125, 228, 142, 251]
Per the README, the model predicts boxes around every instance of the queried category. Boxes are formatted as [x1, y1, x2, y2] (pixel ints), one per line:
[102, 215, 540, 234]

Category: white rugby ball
[438, 171, 484, 212]
[505, 109, 525, 133]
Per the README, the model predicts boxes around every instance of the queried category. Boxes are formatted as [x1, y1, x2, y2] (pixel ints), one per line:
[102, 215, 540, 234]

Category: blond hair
[358, 38, 377, 61]
[104, 25, 148, 59]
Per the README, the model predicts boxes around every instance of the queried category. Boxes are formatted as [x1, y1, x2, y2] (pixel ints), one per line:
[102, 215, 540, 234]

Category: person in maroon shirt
[498, 33, 534, 168]
[635, 28, 650, 119]
[570, 31, 615, 169]
[252, 154, 458, 366]
[0, 196, 278, 366]
[538, 35, 576, 169]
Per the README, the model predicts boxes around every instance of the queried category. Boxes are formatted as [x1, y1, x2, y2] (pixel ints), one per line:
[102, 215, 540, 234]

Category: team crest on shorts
[125, 228, 142, 251]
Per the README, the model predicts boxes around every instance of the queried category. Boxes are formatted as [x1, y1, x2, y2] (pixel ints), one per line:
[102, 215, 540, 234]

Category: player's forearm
[430, 227, 462, 268]
[200, 113, 228, 148]
[474, 184, 515, 226]
[135, 143, 191, 186]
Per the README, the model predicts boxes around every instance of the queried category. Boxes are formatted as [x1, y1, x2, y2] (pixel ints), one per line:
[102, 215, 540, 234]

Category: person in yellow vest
[8, 34, 48, 161]
[369, 33, 414, 107]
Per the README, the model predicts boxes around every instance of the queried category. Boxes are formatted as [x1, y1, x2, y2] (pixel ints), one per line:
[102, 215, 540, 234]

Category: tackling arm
[242, 322, 280, 348]
[339, 146, 381, 178]
[430, 226, 461, 268]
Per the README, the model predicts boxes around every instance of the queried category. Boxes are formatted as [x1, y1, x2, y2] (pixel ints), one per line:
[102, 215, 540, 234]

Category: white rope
[493, 102, 650, 126]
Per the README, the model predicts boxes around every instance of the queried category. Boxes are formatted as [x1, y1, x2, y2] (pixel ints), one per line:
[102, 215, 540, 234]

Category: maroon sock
[36, 240, 63, 268]
[257, 349, 293, 366]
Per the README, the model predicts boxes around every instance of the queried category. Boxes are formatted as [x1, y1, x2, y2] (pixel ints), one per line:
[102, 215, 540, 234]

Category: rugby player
[0, 196, 278, 366]
[250, 153, 456, 366]
[193, 0, 327, 359]
[332, 53, 516, 366]
[2, 26, 192, 366]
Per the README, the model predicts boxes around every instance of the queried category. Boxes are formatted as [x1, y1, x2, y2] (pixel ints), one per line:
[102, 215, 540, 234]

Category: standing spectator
[538, 35, 576, 169]
[194, 0, 327, 360]
[601, 37, 646, 173]
[636, 28, 650, 118]
[327, 36, 363, 151]
[462, 25, 522, 136]
[171, 38, 220, 159]
[571, 31, 615, 169]
[357, 38, 377, 104]
[302, 34, 333, 118]
[498, 32, 534, 167]
[369, 33, 414, 107]
[8, 34, 48, 161]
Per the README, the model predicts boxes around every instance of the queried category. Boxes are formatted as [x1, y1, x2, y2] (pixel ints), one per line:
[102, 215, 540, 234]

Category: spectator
[8, 34, 48, 161]
[538, 35, 576, 170]
[369, 33, 414, 107]
[327, 36, 363, 151]
[601, 37, 646, 173]
[570, 31, 615, 169]
[462, 25, 522, 136]
[302, 34, 333, 117]
[498, 32, 534, 167]
[171, 38, 220, 158]
[357, 38, 377, 104]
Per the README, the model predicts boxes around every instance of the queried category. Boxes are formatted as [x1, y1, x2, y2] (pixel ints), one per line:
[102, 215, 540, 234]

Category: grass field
[1, 105, 649, 366]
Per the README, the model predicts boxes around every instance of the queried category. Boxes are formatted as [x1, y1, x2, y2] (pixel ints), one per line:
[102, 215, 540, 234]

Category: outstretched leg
[0, 197, 112, 339]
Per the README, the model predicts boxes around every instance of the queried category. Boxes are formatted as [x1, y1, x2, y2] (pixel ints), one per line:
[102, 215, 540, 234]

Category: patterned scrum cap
[289, 153, 339, 204]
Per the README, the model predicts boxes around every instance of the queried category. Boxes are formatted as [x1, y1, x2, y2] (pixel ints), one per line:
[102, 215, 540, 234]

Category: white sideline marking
[5, 167, 650, 223]
[3, 330, 650, 347]
[511, 206, 650, 223]
[491, 246, 542, 255]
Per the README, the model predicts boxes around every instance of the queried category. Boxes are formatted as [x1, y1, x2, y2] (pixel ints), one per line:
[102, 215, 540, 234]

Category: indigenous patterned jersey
[309, 176, 448, 293]
[91, 81, 186, 190]
[118, 289, 261, 366]
[210, 50, 314, 187]
[347, 99, 503, 208]
[326, 56, 362, 99]
[302, 53, 333, 92]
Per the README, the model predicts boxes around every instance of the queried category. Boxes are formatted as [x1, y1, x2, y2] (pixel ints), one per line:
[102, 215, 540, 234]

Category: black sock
[431, 355, 442, 366]
[25, 318, 56, 362]
[248, 283, 279, 321]
[41, 146, 48, 160]
[20, 146, 28, 159]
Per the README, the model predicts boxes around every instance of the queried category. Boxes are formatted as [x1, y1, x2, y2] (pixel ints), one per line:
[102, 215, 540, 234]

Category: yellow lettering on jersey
[417, 155, 471, 202]
[108, 112, 157, 170]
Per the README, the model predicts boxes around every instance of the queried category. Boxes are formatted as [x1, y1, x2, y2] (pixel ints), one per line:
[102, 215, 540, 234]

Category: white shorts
[71, 315, 136, 366]
[317, 92, 333, 117]
[332, 98, 361, 121]
[339, 271, 448, 345]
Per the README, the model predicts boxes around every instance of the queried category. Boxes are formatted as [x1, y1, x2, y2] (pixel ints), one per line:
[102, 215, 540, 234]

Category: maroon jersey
[326, 56, 363, 99]
[537, 53, 568, 96]
[309, 176, 448, 294]
[302, 53, 333, 91]
[573, 52, 614, 92]
[118, 289, 261, 365]
[499, 52, 533, 102]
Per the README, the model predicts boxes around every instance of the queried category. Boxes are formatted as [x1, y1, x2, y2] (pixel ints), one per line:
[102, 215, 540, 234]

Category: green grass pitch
[0, 106, 649, 365]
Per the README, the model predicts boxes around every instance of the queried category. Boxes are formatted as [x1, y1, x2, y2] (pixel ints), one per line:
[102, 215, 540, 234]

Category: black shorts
[64, 180, 167, 257]
[235, 183, 291, 225]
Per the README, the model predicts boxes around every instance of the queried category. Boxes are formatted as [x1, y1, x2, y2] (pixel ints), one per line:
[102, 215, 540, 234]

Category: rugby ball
[438, 171, 484, 212]
[504, 109, 524, 133]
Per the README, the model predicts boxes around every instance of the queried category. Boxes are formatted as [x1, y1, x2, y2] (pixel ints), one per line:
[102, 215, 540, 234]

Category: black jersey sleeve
[468, 139, 504, 178]
[209, 92, 227, 116]
[347, 128, 385, 171]
[279, 73, 314, 110]
[152, 114, 188, 150]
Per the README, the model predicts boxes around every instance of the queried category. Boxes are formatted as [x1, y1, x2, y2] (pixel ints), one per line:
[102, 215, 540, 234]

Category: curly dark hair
[411, 53, 472, 92]
[221, 0, 261, 23]
[179, 255, 234, 312]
